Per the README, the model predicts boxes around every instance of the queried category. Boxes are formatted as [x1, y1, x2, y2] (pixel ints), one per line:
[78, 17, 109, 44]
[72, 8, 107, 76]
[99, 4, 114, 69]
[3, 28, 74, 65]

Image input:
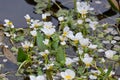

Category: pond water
[0, 0, 120, 80]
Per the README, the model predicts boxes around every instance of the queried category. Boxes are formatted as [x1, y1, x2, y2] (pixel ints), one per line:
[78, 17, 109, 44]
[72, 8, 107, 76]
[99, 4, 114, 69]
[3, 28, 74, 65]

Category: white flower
[62, 26, 71, 37]
[58, 16, 64, 22]
[24, 14, 31, 22]
[73, 57, 79, 62]
[59, 35, 68, 41]
[82, 54, 93, 67]
[118, 78, 120, 80]
[43, 22, 54, 29]
[39, 50, 50, 57]
[68, 32, 83, 44]
[21, 41, 33, 49]
[88, 44, 97, 49]
[4, 19, 14, 28]
[78, 48, 83, 55]
[30, 30, 37, 37]
[89, 21, 98, 30]
[65, 57, 74, 66]
[61, 69, 75, 80]
[76, 1, 94, 18]
[4, 32, 11, 37]
[98, 49, 104, 52]
[29, 75, 46, 80]
[79, 38, 90, 47]
[44, 63, 54, 70]
[30, 20, 42, 28]
[77, 19, 83, 24]
[105, 50, 116, 59]
[41, 28, 55, 37]
[90, 70, 101, 75]
[101, 58, 105, 63]
[43, 39, 49, 45]
[42, 13, 50, 20]
[60, 41, 66, 45]
[89, 75, 97, 80]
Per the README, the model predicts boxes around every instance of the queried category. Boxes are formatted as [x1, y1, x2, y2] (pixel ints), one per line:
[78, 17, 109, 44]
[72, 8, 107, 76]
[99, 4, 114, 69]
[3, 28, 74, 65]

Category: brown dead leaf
[3, 47, 17, 64]
[108, 0, 120, 12]
[0, 30, 4, 42]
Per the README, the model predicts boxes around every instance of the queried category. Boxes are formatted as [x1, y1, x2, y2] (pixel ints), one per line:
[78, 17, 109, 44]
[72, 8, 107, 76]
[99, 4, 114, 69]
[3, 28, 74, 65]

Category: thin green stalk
[48, 0, 51, 11]
[74, 0, 77, 12]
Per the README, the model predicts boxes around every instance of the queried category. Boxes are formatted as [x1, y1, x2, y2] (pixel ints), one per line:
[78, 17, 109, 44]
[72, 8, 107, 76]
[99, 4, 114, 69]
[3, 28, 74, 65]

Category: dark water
[0, 0, 119, 28]
[0, 0, 119, 80]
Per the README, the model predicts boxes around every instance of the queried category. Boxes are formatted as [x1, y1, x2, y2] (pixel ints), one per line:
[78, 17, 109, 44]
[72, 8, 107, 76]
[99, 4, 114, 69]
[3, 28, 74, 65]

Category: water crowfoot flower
[82, 54, 93, 67]
[65, 57, 74, 66]
[4, 19, 14, 28]
[29, 75, 46, 80]
[24, 14, 31, 23]
[61, 69, 75, 80]
[30, 30, 37, 37]
[76, 1, 94, 18]
[105, 50, 116, 59]
[43, 39, 49, 45]
[21, 41, 33, 49]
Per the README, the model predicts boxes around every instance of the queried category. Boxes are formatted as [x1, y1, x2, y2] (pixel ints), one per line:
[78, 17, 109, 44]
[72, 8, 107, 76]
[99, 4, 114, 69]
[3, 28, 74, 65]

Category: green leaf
[113, 55, 119, 61]
[17, 48, 28, 62]
[56, 47, 65, 66]
[51, 34, 59, 50]
[37, 31, 46, 51]
[46, 70, 53, 80]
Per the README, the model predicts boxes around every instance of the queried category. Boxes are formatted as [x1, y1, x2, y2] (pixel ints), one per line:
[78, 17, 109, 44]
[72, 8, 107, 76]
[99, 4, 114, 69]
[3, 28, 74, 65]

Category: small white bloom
[65, 57, 74, 66]
[62, 26, 71, 37]
[77, 19, 83, 24]
[78, 48, 83, 55]
[89, 21, 98, 30]
[105, 50, 116, 59]
[4, 32, 11, 37]
[89, 75, 97, 80]
[60, 41, 66, 45]
[44, 63, 54, 70]
[21, 41, 33, 49]
[61, 69, 75, 80]
[30, 20, 42, 28]
[4, 19, 14, 28]
[73, 57, 79, 62]
[39, 50, 50, 57]
[43, 22, 54, 29]
[101, 58, 105, 63]
[24, 14, 31, 21]
[88, 44, 97, 49]
[90, 70, 101, 75]
[41, 28, 56, 37]
[68, 32, 83, 44]
[29, 75, 46, 80]
[30, 30, 37, 37]
[79, 38, 90, 47]
[58, 16, 64, 22]
[43, 39, 49, 45]
[82, 54, 93, 67]
[77, 1, 94, 18]
[118, 78, 120, 80]
[98, 49, 104, 52]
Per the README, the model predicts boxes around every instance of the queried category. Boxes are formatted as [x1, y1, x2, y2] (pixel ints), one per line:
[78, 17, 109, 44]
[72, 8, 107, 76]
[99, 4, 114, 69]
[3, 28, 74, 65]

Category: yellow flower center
[65, 75, 72, 79]
[73, 40, 78, 44]
[86, 63, 90, 67]
[63, 32, 67, 36]
[7, 22, 13, 26]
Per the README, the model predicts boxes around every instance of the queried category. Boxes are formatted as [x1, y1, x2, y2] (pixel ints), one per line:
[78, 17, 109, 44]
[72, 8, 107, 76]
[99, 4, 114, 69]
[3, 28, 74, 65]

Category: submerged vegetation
[0, 0, 120, 80]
